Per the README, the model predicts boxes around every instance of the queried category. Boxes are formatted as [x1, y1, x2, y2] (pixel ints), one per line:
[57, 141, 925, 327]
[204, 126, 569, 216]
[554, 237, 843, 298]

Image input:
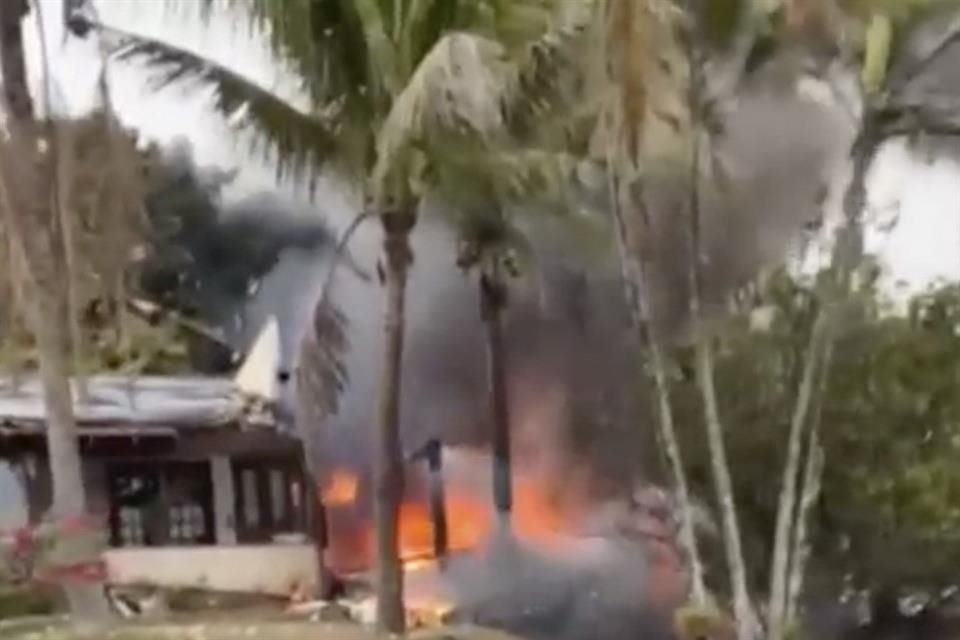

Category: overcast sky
[22, 0, 960, 293]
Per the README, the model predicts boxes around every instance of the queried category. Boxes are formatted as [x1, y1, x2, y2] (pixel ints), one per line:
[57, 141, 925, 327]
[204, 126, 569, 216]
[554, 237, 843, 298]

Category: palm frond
[436, 143, 579, 209]
[395, 0, 557, 77]
[397, 0, 462, 80]
[351, 0, 399, 94]
[295, 297, 349, 428]
[373, 31, 507, 200]
[239, 0, 382, 127]
[590, 0, 690, 167]
[499, 0, 596, 149]
[94, 21, 344, 184]
[481, 0, 571, 53]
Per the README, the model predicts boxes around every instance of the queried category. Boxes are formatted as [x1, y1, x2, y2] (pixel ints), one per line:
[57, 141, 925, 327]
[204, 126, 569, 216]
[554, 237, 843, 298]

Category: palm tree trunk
[766, 315, 829, 638]
[374, 210, 416, 635]
[685, 108, 753, 635]
[784, 425, 825, 626]
[0, 0, 108, 621]
[767, 126, 877, 640]
[31, 292, 109, 619]
[609, 171, 706, 604]
[424, 440, 448, 560]
[480, 262, 512, 526]
[30, 294, 84, 519]
[695, 339, 756, 639]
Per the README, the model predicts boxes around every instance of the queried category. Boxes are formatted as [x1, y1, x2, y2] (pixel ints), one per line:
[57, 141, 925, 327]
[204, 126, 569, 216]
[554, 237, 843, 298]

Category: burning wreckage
[313, 445, 692, 639]
[301, 282, 700, 637]
[0, 305, 697, 637]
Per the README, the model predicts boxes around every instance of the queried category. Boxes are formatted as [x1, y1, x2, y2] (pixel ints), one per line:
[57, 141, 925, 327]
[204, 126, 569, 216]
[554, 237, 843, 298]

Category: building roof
[0, 375, 263, 434]
[0, 319, 285, 438]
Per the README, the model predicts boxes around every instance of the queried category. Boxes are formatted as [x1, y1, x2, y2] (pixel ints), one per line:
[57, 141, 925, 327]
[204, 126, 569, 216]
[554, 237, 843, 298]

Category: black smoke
[138, 138, 340, 374]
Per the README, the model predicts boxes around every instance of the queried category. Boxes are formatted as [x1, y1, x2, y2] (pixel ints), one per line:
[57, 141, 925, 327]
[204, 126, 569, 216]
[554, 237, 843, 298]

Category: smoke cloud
[443, 530, 675, 640]
[151, 55, 859, 640]
[640, 67, 855, 340]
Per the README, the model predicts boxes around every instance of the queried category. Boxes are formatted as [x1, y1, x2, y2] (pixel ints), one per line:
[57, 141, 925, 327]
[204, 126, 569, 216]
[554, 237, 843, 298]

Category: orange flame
[323, 470, 359, 506]
[321, 463, 570, 572]
[397, 493, 490, 561]
[393, 475, 566, 562]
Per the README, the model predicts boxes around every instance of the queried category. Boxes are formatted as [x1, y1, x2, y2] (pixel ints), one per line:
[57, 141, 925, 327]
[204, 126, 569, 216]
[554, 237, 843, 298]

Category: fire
[513, 479, 566, 541]
[398, 493, 490, 560]
[394, 475, 567, 562]
[323, 470, 359, 506]
[321, 458, 570, 573]
[406, 598, 456, 628]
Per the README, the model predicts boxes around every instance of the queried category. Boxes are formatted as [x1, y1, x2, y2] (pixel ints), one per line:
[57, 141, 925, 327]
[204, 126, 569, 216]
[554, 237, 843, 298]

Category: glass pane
[270, 469, 286, 525]
[242, 470, 260, 527]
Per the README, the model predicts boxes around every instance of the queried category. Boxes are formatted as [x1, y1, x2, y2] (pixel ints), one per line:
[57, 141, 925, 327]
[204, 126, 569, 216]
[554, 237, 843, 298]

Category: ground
[0, 618, 523, 640]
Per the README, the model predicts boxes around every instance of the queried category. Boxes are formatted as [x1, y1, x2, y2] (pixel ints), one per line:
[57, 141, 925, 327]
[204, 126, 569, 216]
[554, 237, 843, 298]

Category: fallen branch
[124, 297, 231, 349]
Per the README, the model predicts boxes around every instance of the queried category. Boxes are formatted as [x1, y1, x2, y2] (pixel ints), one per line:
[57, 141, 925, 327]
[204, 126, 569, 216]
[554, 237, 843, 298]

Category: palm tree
[585, 0, 754, 616]
[433, 135, 588, 526]
[594, 2, 960, 638]
[0, 5, 87, 613]
[77, 1, 593, 631]
[594, 2, 960, 637]
[0, 0, 142, 620]
[765, 2, 960, 638]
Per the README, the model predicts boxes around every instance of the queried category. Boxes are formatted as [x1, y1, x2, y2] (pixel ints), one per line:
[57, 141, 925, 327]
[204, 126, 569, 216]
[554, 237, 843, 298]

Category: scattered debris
[105, 585, 169, 620]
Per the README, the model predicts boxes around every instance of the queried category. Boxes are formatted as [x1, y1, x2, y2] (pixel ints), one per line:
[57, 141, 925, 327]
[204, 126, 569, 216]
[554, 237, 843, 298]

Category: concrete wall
[103, 544, 318, 595]
[210, 455, 237, 544]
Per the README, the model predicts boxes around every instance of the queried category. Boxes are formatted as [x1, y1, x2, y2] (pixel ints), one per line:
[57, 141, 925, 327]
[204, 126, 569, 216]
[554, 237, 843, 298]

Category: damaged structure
[0, 319, 325, 595]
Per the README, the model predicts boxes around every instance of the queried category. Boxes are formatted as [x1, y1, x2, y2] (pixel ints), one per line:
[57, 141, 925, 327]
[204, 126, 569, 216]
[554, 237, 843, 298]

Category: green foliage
[93, 0, 588, 204]
[0, 114, 195, 376]
[106, 24, 341, 186]
[819, 283, 960, 588]
[667, 269, 960, 594]
[0, 305, 191, 376]
[673, 603, 735, 639]
[861, 12, 893, 94]
[0, 588, 58, 618]
[700, 0, 748, 49]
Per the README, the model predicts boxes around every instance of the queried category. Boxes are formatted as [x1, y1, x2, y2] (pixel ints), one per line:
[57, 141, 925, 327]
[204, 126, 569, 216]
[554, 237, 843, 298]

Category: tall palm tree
[764, 2, 960, 638]
[0, 0, 141, 620]
[586, 0, 757, 618]
[0, 0, 86, 595]
[592, 2, 960, 639]
[441, 158, 581, 526]
[77, 1, 592, 631]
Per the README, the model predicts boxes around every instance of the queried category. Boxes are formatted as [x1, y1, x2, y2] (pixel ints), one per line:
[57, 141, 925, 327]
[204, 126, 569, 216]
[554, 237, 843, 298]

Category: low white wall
[103, 544, 318, 595]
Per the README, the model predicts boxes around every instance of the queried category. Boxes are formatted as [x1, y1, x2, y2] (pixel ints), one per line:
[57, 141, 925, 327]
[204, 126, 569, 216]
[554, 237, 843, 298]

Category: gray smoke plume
[304, 72, 855, 504]
[443, 530, 675, 640]
[308, 214, 653, 501]
[639, 67, 855, 340]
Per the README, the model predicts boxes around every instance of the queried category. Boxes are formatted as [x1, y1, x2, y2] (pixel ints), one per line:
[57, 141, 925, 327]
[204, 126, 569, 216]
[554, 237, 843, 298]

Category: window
[241, 469, 260, 528]
[107, 462, 214, 547]
[232, 460, 307, 543]
[169, 503, 206, 542]
[270, 469, 286, 524]
[118, 507, 144, 546]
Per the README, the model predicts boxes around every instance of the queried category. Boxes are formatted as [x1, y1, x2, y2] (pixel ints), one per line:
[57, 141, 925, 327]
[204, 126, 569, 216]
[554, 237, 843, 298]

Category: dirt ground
[0, 617, 522, 640]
